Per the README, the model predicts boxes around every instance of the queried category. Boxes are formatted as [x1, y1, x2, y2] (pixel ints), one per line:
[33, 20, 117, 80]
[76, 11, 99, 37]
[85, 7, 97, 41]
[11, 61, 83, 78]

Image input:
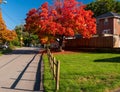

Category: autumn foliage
[25, 0, 96, 49]
[1, 29, 17, 42]
[0, 12, 17, 43]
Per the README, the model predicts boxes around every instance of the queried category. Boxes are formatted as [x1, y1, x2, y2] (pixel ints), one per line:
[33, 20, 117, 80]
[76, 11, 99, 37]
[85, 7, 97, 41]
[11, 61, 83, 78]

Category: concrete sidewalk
[0, 47, 44, 92]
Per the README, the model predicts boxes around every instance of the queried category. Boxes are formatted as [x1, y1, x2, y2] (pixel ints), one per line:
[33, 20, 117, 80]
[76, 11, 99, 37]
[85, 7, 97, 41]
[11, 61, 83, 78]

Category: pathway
[0, 47, 44, 92]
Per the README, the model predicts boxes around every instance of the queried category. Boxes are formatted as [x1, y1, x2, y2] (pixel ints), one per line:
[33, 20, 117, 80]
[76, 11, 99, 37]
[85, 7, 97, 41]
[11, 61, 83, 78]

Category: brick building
[97, 12, 120, 36]
[96, 12, 120, 47]
[64, 12, 120, 48]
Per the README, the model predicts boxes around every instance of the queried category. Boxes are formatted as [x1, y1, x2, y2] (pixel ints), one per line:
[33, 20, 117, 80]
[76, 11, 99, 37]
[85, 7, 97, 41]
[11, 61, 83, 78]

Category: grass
[43, 52, 120, 92]
[0, 48, 12, 55]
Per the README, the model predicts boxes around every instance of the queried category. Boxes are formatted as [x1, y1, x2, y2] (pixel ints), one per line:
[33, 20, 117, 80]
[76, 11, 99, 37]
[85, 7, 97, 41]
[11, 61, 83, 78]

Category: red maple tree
[25, 0, 96, 51]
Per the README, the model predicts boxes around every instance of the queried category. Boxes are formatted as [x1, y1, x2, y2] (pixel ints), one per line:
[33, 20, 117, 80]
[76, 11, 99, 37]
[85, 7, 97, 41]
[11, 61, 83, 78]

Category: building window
[102, 29, 111, 34]
[104, 18, 108, 25]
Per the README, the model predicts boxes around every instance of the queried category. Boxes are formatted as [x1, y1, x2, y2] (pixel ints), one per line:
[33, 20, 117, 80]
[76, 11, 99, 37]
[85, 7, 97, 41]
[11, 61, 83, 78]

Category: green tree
[86, 0, 120, 17]
[15, 25, 39, 47]
[14, 25, 23, 46]
[23, 32, 39, 47]
[115, 1, 120, 13]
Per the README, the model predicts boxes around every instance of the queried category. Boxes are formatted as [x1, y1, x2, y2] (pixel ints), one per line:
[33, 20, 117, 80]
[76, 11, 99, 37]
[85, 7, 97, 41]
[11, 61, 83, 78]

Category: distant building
[96, 12, 120, 47]
[65, 12, 120, 48]
[96, 12, 120, 36]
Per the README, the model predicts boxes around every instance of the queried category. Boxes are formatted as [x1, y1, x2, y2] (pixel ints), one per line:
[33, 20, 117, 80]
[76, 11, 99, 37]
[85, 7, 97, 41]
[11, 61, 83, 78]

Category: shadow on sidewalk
[5, 47, 41, 55]
[1, 53, 44, 92]
[34, 54, 44, 91]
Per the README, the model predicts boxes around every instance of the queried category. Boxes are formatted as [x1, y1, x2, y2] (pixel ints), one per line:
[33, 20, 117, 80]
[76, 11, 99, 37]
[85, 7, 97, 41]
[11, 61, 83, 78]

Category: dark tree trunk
[58, 36, 64, 52]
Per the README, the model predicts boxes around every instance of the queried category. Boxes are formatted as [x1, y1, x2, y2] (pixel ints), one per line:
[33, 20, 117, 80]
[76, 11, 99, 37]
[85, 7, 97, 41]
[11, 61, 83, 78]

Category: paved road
[0, 47, 44, 92]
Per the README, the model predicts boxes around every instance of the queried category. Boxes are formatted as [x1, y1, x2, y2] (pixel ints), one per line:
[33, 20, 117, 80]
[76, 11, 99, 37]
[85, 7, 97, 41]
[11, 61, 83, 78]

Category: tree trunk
[58, 36, 64, 52]
[46, 44, 50, 51]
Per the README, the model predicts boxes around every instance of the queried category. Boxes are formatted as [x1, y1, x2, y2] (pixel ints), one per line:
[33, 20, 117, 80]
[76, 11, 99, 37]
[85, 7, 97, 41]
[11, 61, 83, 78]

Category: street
[0, 47, 44, 92]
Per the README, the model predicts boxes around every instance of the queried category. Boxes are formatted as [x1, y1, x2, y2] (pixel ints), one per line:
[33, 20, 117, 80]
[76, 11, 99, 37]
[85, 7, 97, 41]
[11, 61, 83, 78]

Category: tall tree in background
[25, 0, 96, 51]
[1, 29, 17, 42]
[14, 25, 39, 47]
[0, 11, 17, 44]
[86, 0, 120, 17]
[0, 11, 6, 43]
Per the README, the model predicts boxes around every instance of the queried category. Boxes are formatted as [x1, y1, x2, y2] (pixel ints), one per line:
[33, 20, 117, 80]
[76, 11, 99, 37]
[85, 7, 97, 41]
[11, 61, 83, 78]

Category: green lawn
[43, 52, 120, 92]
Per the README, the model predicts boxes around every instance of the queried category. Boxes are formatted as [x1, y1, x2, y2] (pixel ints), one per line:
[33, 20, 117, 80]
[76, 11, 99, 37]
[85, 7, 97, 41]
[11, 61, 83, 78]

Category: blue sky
[1, 0, 93, 30]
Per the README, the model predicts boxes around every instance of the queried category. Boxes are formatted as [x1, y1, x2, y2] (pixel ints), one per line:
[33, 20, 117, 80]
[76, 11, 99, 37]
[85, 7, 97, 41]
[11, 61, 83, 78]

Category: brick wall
[97, 18, 113, 35]
[114, 18, 120, 35]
